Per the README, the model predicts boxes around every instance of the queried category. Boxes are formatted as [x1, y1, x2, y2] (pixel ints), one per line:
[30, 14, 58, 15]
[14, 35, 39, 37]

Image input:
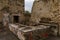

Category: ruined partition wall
[31, 0, 59, 24]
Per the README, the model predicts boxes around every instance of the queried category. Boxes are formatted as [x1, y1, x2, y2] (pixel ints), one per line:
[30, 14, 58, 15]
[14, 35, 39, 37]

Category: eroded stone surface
[31, 0, 60, 24]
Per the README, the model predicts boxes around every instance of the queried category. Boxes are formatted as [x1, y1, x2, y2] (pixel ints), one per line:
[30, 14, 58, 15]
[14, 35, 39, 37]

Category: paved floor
[0, 29, 19, 40]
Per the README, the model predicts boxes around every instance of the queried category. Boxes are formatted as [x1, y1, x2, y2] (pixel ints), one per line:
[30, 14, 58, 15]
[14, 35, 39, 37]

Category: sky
[25, 0, 34, 12]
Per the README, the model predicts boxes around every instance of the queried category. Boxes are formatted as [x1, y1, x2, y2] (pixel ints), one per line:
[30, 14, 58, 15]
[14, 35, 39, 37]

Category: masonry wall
[0, 0, 24, 24]
[31, 0, 59, 24]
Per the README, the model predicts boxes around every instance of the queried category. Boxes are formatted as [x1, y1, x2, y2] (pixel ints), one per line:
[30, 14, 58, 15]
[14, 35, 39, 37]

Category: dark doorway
[13, 16, 19, 23]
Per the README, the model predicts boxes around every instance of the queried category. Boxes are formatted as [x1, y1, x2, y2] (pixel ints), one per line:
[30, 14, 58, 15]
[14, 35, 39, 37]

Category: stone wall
[31, 0, 60, 24]
[0, 0, 24, 24]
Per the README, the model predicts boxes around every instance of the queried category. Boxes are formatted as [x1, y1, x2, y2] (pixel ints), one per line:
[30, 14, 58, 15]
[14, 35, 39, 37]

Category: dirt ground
[0, 29, 19, 40]
[47, 36, 60, 40]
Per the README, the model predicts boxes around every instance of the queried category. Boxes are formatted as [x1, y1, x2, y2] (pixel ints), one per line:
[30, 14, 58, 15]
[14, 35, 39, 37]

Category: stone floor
[0, 29, 19, 40]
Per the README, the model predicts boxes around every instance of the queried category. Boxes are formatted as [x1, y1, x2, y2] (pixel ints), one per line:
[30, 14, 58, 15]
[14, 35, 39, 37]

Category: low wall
[9, 24, 19, 35]
[9, 24, 51, 40]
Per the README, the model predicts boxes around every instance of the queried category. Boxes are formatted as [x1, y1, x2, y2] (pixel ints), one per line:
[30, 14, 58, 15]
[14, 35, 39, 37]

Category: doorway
[13, 16, 19, 23]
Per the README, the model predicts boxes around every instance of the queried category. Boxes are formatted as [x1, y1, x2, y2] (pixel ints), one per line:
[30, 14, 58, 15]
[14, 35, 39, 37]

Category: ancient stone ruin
[0, 0, 60, 40]
[31, 0, 60, 24]
[8, 0, 60, 39]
